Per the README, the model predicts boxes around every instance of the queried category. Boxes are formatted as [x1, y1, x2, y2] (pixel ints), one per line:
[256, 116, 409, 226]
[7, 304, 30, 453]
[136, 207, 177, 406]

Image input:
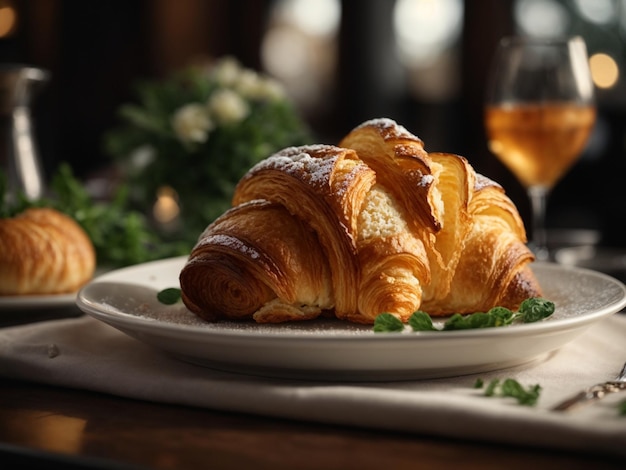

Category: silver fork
[552, 361, 626, 411]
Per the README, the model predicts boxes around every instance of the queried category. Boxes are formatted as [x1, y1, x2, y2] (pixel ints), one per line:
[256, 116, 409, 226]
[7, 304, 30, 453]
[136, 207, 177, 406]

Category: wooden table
[1, 311, 625, 469]
[0, 377, 624, 469]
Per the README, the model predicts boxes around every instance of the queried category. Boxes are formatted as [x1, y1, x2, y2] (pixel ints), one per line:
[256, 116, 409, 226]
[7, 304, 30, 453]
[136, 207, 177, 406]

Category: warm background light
[0, 2, 17, 37]
[589, 52, 619, 89]
[153, 185, 180, 224]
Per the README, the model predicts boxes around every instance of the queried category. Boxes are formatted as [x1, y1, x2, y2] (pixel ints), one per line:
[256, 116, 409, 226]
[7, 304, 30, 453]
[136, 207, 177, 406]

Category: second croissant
[179, 118, 541, 324]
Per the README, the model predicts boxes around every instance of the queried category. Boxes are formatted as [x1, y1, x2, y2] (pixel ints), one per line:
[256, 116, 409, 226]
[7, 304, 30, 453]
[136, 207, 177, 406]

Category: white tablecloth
[1, 314, 626, 458]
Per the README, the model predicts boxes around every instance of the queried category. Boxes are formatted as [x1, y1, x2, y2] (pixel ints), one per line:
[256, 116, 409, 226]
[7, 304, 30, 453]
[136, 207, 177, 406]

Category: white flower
[171, 103, 214, 144]
[257, 77, 286, 100]
[208, 88, 250, 125]
[211, 56, 242, 87]
[234, 70, 263, 97]
[129, 145, 155, 171]
[234, 69, 286, 101]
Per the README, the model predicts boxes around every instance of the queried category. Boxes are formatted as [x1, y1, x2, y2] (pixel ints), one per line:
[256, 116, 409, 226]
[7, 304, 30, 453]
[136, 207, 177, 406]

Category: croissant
[180, 118, 541, 324]
[0, 207, 96, 295]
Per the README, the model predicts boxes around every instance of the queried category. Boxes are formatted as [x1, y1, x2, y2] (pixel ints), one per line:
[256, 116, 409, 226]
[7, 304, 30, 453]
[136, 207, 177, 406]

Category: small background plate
[1, 292, 77, 311]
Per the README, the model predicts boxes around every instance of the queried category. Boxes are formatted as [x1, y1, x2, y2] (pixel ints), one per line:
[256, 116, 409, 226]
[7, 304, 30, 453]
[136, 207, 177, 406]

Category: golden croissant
[0, 207, 96, 295]
[180, 118, 541, 324]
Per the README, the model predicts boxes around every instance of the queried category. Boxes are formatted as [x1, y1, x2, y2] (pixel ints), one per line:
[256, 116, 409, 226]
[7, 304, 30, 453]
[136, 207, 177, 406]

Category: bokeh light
[589, 52, 619, 89]
[574, 0, 614, 25]
[273, 0, 340, 36]
[261, 0, 340, 110]
[393, 0, 463, 65]
[0, 2, 17, 37]
[153, 185, 180, 225]
[514, 0, 569, 37]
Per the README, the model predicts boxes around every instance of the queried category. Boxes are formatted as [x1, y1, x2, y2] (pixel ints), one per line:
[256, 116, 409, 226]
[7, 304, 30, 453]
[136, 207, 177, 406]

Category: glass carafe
[0, 64, 49, 201]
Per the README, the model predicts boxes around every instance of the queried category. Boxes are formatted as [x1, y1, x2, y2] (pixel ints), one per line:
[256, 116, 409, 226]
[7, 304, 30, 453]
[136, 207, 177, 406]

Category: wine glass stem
[528, 186, 550, 261]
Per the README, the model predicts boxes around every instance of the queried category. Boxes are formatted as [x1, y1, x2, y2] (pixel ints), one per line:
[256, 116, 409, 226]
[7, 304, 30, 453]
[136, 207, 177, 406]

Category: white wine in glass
[485, 36, 596, 260]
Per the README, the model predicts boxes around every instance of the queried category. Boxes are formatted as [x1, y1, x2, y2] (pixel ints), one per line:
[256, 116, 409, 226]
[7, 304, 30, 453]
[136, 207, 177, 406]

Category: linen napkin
[1, 314, 626, 458]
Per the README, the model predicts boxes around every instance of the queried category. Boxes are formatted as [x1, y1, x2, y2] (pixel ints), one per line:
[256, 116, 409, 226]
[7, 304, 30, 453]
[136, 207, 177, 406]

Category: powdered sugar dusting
[475, 173, 502, 191]
[250, 144, 341, 188]
[418, 174, 434, 187]
[354, 117, 419, 142]
[403, 169, 433, 188]
[116, 298, 374, 335]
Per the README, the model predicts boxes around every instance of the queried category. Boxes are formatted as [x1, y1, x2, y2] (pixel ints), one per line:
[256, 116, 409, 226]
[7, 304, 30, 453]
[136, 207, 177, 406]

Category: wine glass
[485, 36, 596, 261]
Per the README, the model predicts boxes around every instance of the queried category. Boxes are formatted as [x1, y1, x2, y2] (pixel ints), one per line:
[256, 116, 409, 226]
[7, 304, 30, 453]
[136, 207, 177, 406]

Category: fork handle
[552, 382, 626, 412]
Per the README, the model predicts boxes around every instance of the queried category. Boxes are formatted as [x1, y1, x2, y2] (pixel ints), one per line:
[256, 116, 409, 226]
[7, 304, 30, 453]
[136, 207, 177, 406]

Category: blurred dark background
[1, 0, 625, 247]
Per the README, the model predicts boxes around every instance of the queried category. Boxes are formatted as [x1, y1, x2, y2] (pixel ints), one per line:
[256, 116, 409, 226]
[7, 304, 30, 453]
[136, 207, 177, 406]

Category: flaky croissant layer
[180, 118, 541, 324]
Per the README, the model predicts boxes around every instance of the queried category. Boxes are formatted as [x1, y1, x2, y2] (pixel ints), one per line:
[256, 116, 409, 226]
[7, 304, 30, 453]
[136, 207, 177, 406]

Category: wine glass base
[529, 243, 550, 262]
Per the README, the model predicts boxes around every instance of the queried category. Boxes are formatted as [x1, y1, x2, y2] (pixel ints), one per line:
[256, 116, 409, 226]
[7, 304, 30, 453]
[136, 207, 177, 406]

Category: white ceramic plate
[76, 256, 626, 381]
[0, 292, 77, 311]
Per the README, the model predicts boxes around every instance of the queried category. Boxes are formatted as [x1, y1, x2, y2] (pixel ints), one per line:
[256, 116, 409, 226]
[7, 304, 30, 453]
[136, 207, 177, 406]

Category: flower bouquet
[105, 57, 312, 246]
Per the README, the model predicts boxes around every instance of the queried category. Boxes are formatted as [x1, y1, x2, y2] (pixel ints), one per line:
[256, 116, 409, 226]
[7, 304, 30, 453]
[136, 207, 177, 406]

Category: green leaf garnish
[502, 379, 542, 406]
[484, 378, 500, 397]
[157, 287, 182, 305]
[517, 297, 555, 323]
[373, 313, 404, 332]
[475, 377, 542, 406]
[618, 399, 626, 416]
[487, 306, 515, 325]
[443, 311, 497, 330]
[374, 297, 555, 333]
[408, 311, 438, 331]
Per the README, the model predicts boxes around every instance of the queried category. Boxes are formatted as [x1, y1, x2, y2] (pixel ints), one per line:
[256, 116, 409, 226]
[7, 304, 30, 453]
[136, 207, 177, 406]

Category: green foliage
[0, 164, 189, 267]
[103, 59, 313, 244]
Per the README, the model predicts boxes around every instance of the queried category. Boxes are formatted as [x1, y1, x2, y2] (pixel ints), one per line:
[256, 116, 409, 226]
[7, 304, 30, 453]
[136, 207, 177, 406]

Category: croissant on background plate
[0, 207, 96, 295]
[180, 118, 542, 324]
